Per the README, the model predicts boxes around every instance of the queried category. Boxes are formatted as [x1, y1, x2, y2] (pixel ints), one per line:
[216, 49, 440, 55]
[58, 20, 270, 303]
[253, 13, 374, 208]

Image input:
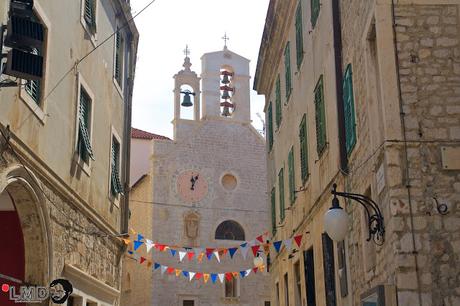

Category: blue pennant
[273, 240, 282, 253]
[170, 249, 177, 257]
[239, 271, 246, 278]
[182, 271, 189, 278]
[206, 252, 213, 260]
[240, 242, 247, 248]
[137, 234, 144, 241]
[211, 274, 218, 284]
[133, 240, 144, 251]
[228, 248, 238, 258]
[154, 263, 160, 270]
[128, 250, 133, 255]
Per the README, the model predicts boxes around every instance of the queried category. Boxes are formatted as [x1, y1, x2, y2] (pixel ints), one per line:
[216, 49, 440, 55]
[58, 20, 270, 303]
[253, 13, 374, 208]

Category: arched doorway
[0, 166, 51, 305]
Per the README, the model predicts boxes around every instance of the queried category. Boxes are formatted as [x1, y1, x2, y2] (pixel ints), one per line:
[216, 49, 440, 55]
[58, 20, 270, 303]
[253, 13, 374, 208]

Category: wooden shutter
[288, 147, 296, 204]
[311, 0, 320, 28]
[304, 248, 317, 306]
[299, 114, 309, 183]
[284, 42, 292, 99]
[314, 76, 326, 155]
[295, 2, 304, 69]
[115, 29, 123, 86]
[271, 187, 276, 234]
[25, 47, 42, 104]
[78, 90, 95, 161]
[267, 103, 274, 151]
[111, 139, 123, 196]
[275, 76, 282, 128]
[84, 0, 96, 32]
[279, 168, 285, 221]
[322, 233, 337, 306]
[337, 240, 348, 297]
[343, 64, 356, 155]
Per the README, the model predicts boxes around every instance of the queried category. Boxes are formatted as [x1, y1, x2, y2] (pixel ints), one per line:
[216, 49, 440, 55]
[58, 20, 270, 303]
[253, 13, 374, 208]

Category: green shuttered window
[295, 2, 304, 69]
[288, 147, 296, 205]
[77, 88, 95, 162]
[311, 0, 320, 29]
[284, 42, 292, 99]
[115, 29, 123, 87]
[314, 75, 327, 156]
[343, 64, 357, 155]
[299, 114, 309, 183]
[111, 138, 123, 196]
[271, 187, 276, 235]
[279, 168, 285, 221]
[267, 102, 274, 151]
[84, 0, 96, 32]
[275, 76, 282, 128]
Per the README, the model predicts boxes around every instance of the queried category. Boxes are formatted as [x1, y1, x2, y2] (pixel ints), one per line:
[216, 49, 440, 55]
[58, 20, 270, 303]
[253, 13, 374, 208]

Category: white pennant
[145, 239, 154, 253]
[240, 245, 249, 260]
[189, 272, 196, 281]
[160, 265, 167, 275]
[218, 273, 225, 283]
[245, 269, 252, 277]
[284, 239, 292, 252]
[213, 250, 220, 263]
[179, 251, 186, 262]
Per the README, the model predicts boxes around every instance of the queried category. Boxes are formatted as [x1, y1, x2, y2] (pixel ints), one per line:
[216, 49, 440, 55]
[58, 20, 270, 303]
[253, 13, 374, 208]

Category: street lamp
[324, 184, 385, 245]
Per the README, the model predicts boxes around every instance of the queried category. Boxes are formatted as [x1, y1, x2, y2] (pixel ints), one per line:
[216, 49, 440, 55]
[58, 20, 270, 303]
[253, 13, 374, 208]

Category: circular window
[221, 174, 237, 191]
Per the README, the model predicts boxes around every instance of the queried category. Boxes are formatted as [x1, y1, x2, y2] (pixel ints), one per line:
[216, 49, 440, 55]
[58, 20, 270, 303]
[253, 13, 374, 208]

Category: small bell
[221, 90, 231, 100]
[221, 106, 231, 117]
[221, 74, 230, 85]
[180, 90, 194, 107]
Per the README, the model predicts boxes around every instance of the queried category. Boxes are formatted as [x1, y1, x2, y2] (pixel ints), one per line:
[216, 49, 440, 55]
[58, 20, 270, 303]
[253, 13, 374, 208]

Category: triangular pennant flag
[228, 247, 238, 258]
[225, 272, 233, 281]
[175, 269, 182, 277]
[167, 267, 175, 274]
[259, 265, 265, 272]
[145, 239, 154, 253]
[121, 238, 131, 245]
[170, 249, 177, 257]
[218, 273, 225, 283]
[206, 248, 215, 255]
[133, 240, 144, 251]
[203, 273, 210, 283]
[284, 239, 292, 252]
[232, 272, 238, 278]
[189, 272, 196, 281]
[252, 267, 258, 274]
[251, 245, 261, 257]
[256, 235, 264, 243]
[182, 271, 189, 278]
[137, 234, 144, 241]
[147, 260, 152, 268]
[294, 234, 303, 248]
[187, 252, 195, 261]
[263, 243, 270, 255]
[197, 253, 205, 263]
[195, 273, 203, 280]
[140, 257, 146, 264]
[179, 251, 186, 262]
[211, 274, 218, 284]
[240, 242, 247, 248]
[213, 250, 220, 263]
[128, 250, 133, 255]
[273, 241, 282, 253]
[245, 269, 252, 277]
[158, 244, 167, 252]
[206, 252, 213, 260]
[240, 271, 247, 278]
[129, 228, 137, 235]
[154, 263, 160, 270]
[240, 244, 249, 259]
[160, 265, 167, 275]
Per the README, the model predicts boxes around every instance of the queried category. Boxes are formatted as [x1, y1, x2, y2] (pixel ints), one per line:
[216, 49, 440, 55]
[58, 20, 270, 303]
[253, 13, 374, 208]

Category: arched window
[215, 220, 245, 241]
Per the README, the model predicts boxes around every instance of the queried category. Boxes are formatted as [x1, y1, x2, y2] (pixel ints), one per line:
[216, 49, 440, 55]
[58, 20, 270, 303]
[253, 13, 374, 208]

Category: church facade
[149, 47, 270, 305]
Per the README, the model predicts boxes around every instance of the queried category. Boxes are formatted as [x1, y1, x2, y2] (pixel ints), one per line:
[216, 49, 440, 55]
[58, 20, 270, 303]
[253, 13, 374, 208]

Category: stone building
[0, 0, 138, 305]
[148, 48, 270, 305]
[254, 1, 460, 306]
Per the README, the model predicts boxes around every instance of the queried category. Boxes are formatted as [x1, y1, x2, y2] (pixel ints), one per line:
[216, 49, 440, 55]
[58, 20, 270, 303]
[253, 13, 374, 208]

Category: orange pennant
[259, 265, 265, 272]
[121, 238, 131, 245]
[197, 253, 205, 263]
[175, 269, 182, 277]
[203, 273, 210, 283]
[263, 243, 270, 255]
[232, 272, 238, 278]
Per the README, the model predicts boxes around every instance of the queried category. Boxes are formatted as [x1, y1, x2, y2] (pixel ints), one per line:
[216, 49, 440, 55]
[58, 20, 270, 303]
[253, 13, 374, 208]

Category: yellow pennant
[175, 269, 182, 277]
[232, 272, 238, 278]
[203, 273, 210, 283]
[263, 243, 270, 255]
[259, 265, 265, 272]
[121, 238, 131, 245]
[197, 253, 205, 263]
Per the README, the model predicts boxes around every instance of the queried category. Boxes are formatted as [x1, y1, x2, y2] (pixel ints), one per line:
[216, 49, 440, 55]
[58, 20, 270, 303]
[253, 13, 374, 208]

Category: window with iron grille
[279, 168, 285, 221]
[299, 114, 309, 183]
[114, 28, 124, 88]
[77, 88, 94, 163]
[271, 187, 276, 235]
[267, 102, 274, 151]
[311, 0, 320, 29]
[295, 2, 304, 69]
[314, 75, 326, 156]
[24, 12, 44, 105]
[288, 147, 296, 205]
[275, 76, 282, 128]
[284, 42, 292, 99]
[111, 137, 123, 196]
[84, 0, 96, 33]
[215, 220, 245, 241]
[343, 64, 357, 155]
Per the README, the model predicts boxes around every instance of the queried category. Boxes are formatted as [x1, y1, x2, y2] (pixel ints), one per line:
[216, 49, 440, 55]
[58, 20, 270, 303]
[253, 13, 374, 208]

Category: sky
[130, 0, 270, 138]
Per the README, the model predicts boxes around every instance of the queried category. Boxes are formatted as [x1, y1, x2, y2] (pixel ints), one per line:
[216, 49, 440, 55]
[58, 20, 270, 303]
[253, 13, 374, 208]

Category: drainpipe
[332, 0, 348, 174]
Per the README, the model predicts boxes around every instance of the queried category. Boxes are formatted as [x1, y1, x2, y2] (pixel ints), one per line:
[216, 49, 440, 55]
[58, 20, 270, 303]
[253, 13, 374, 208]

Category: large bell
[221, 106, 231, 117]
[221, 90, 231, 100]
[221, 74, 230, 84]
[181, 91, 194, 107]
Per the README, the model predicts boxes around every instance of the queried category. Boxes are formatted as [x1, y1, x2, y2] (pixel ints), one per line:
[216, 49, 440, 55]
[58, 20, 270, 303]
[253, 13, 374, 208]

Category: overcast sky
[130, 0, 270, 138]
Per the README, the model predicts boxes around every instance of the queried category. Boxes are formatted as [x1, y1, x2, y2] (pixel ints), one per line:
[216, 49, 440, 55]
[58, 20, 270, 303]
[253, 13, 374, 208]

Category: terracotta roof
[131, 128, 171, 140]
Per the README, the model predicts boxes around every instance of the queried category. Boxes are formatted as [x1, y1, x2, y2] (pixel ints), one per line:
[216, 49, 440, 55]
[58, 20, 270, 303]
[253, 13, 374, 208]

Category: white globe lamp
[324, 196, 349, 242]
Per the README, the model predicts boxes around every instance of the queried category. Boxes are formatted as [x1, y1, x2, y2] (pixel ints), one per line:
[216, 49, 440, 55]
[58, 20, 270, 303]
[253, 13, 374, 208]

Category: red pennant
[187, 252, 195, 260]
[195, 273, 203, 280]
[251, 245, 260, 256]
[294, 235, 303, 247]
[206, 248, 215, 255]
[140, 257, 146, 264]
[167, 267, 175, 274]
[252, 267, 258, 274]
[256, 235, 264, 243]
[158, 244, 167, 252]
[225, 272, 233, 281]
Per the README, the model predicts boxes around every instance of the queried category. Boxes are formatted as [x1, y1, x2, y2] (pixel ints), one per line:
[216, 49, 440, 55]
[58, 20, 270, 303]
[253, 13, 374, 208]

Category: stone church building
[145, 47, 270, 305]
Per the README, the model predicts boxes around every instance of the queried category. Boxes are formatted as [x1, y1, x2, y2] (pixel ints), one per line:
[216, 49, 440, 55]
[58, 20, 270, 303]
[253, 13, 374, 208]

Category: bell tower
[173, 46, 201, 140]
[200, 40, 251, 123]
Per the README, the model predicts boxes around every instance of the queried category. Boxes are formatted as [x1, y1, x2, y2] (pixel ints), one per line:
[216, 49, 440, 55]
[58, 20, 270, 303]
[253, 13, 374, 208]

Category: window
[183, 301, 194, 306]
[294, 261, 302, 306]
[110, 136, 123, 197]
[303, 248, 316, 306]
[284, 273, 290, 306]
[267, 102, 274, 150]
[299, 114, 309, 183]
[224, 277, 238, 298]
[265, 302, 271, 306]
[314, 76, 327, 156]
[215, 220, 245, 241]
[275, 76, 282, 128]
[278, 168, 285, 221]
[271, 187, 276, 235]
[322, 233, 337, 306]
[114, 28, 124, 89]
[288, 147, 296, 205]
[284, 42, 292, 99]
[77, 87, 94, 163]
[295, 2, 304, 69]
[83, 0, 96, 34]
[311, 0, 320, 29]
[343, 64, 357, 155]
